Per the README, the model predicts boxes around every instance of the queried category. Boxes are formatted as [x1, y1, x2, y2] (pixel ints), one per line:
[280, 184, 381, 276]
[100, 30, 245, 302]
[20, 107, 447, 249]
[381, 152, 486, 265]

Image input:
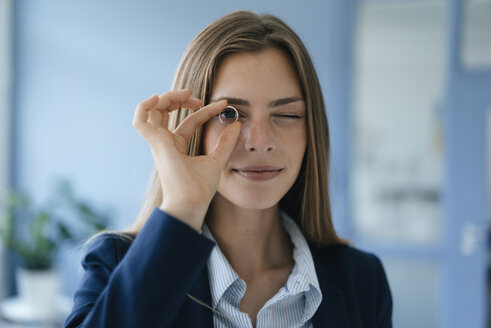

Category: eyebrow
[210, 96, 304, 108]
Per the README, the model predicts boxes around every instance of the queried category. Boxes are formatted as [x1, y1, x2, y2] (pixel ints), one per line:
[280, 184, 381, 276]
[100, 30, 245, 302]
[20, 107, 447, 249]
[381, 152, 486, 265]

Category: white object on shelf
[16, 267, 60, 318]
[0, 267, 73, 325]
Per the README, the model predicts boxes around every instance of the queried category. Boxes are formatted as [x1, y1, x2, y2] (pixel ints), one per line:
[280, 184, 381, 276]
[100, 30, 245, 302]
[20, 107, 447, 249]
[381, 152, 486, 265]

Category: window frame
[0, 0, 12, 299]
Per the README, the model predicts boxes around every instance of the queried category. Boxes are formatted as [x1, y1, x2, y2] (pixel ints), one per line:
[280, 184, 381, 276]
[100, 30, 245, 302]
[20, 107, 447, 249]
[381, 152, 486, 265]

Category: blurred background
[0, 0, 489, 327]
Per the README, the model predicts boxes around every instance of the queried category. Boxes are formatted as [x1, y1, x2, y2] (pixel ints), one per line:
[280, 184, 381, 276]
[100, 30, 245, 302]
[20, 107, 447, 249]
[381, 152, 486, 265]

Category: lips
[232, 165, 283, 181]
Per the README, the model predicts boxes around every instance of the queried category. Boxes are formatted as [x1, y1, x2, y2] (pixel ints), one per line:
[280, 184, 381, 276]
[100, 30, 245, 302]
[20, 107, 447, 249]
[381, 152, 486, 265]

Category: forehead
[210, 48, 303, 101]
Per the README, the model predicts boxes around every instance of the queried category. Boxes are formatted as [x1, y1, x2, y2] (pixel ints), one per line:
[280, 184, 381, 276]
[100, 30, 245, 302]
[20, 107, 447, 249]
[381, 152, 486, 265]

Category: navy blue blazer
[64, 207, 392, 327]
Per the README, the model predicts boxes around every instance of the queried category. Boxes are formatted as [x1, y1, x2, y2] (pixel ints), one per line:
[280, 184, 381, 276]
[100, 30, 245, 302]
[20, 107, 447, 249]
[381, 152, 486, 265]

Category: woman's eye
[275, 114, 303, 119]
[218, 106, 239, 125]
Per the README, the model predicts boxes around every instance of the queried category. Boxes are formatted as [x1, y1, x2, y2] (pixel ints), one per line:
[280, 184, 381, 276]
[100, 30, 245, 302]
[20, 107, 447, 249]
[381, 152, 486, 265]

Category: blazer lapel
[310, 245, 350, 328]
[177, 244, 350, 327]
[177, 265, 214, 328]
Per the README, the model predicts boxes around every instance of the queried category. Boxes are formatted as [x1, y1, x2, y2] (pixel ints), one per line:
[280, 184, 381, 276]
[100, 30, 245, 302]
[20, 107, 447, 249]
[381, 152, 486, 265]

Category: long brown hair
[91, 10, 345, 247]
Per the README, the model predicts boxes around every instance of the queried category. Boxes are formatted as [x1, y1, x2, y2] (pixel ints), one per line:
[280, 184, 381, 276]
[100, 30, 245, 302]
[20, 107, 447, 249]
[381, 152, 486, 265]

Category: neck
[205, 194, 293, 282]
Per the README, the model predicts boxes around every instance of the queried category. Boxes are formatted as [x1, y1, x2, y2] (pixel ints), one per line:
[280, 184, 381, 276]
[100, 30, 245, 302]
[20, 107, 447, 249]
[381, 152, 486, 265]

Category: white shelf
[0, 295, 72, 327]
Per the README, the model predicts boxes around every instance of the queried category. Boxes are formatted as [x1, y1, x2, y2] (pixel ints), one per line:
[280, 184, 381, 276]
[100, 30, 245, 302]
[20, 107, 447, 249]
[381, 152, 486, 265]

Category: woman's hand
[133, 89, 241, 231]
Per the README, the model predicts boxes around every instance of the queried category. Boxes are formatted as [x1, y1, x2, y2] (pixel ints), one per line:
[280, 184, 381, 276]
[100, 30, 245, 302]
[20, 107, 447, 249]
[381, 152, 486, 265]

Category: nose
[242, 118, 275, 153]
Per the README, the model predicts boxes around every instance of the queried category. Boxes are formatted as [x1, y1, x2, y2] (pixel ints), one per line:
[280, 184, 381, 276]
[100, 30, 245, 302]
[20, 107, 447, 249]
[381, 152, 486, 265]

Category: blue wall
[12, 0, 354, 299]
[12, 1, 491, 326]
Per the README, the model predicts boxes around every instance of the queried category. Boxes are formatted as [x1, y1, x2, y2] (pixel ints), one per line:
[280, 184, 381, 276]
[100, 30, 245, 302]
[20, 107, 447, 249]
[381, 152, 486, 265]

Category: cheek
[282, 126, 307, 160]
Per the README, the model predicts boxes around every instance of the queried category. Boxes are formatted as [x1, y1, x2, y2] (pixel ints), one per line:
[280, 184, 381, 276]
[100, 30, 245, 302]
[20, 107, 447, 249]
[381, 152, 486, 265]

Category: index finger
[156, 90, 202, 112]
[173, 100, 228, 142]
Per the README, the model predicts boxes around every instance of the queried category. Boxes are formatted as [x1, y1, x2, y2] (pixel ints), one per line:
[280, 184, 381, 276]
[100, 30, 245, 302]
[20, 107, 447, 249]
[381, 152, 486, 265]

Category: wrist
[159, 202, 207, 232]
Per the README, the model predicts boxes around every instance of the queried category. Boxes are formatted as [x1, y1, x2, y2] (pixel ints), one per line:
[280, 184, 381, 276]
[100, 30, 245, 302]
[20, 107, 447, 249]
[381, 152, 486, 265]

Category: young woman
[65, 11, 392, 328]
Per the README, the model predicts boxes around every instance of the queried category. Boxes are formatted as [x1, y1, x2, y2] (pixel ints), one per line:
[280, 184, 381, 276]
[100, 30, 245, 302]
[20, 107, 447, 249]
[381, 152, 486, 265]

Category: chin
[217, 190, 283, 211]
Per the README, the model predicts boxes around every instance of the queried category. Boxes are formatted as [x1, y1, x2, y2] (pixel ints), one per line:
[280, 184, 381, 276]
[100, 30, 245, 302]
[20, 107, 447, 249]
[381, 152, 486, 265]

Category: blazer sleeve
[64, 207, 215, 328]
[372, 254, 393, 328]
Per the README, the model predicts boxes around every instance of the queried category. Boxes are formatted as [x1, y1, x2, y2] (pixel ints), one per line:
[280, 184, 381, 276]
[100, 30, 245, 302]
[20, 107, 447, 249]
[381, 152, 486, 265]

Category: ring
[218, 106, 239, 125]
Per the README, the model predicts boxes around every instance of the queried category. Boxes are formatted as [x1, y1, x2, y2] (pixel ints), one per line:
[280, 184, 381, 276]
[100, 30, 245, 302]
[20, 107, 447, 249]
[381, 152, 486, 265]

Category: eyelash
[275, 114, 303, 119]
[236, 110, 303, 120]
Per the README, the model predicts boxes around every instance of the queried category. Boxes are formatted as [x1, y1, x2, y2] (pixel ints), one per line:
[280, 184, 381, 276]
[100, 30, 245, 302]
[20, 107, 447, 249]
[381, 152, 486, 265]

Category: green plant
[0, 178, 110, 270]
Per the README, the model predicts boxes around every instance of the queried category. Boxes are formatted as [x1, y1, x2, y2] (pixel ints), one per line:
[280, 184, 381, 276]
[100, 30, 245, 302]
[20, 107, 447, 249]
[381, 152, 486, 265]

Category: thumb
[210, 121, 242, 168]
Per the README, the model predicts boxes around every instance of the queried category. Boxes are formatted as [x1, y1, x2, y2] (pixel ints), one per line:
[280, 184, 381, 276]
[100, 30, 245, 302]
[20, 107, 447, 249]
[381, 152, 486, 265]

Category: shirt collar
[280, 210, 321, 294]
[202, 225, 242, 307]
[202, 210, 322, 307]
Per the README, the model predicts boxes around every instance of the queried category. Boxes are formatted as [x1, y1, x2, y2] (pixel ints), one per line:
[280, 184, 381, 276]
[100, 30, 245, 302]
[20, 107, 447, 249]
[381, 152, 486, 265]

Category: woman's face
[203, 47, 307, 211]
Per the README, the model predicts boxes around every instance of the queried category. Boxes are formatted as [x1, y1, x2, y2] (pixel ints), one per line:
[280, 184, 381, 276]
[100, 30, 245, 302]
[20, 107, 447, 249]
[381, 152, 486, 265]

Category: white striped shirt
[202, 211, 322, 328]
